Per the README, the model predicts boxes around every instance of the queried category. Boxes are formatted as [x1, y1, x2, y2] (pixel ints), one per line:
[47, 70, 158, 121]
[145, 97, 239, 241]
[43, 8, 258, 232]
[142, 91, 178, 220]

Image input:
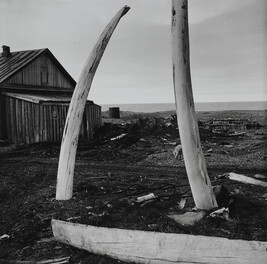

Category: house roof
[0, 48, 76, 86]
[2, 92, 99, 107]
[0, 83, 75, 93]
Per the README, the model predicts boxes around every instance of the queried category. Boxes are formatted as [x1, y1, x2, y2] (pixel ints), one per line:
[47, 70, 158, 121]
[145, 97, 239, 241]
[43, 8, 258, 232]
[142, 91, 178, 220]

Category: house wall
[83, 103, 102, 141]
[5, 54, 74, 89]
[0, 94, 101, 145]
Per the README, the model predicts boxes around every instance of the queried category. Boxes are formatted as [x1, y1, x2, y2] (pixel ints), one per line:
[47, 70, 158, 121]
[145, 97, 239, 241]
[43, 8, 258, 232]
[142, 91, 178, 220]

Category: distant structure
[0, 45, 101, 145]
[204, 118, 248, 132]
[109, 107, 120, 119]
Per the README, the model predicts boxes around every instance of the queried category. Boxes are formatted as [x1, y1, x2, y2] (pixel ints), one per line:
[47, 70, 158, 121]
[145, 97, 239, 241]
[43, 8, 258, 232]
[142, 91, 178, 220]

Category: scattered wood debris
[167, 211, 206, 226]
[110, 133, 127, 141]
[254, 174, 266, 179]
[210, 207, 230, 220]
[135, 193, 156, 203]
[0, 235, 9, 241]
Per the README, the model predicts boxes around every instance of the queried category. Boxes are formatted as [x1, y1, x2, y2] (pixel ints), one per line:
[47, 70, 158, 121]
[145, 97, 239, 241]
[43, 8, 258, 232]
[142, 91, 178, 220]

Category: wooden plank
[24, 101, 30, 144]
[27, 102, 31, 144]
[1, 83, 74, 93]
[0, 256, 70, 264]
[56, 6, 130, 200]
[47, 106, 51, 141]
[35, 104, 40, 142]
[52, 220, 267, 264]
[53, 105, 57, 141]
[6, 97, 11, 141]
[61, 105, 66, 137]
[63, 105, 68, 136]
[15, 99, 20, 144]
[95, 104, 102, 137]
[0, 95, 6, 139]
[52, 105, 57, 141]
[84, 106, 89, 139]
[9, 98, 16, 143]
[56, 105, 60, 141]
[61, 106, 66, 137]
[2, 92, 41, 104]
[39, 104, 43, 141]
[43, 105, 48, 141]
[56, 105, 61, 141]
[50, 105, 55, 142]
[51, 105, 55, 141]
[18, 100, 23, 144]
[58, 105, 63, 140]
[171, 0, 217, 210]
[92, 105, 97, 140]
[50, 106, 54, 141]
[0, 95, 8, 140]
[89, 105, 94, 141]
[0, 95, 3, 139]
[21, 100, 25, 143]
[46, 106, 51, 141]
[90, 105, 94, 140]
[227, 173, 267, 187]
[86, 105, 91, 140]
[167, 211, 206, 226]
[45, 106, 49, 141]
[28, 103, 34, 144]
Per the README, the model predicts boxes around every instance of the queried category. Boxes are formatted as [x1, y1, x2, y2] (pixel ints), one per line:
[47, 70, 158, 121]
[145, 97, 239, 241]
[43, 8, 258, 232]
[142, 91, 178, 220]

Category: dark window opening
[41, 66, 48, 86]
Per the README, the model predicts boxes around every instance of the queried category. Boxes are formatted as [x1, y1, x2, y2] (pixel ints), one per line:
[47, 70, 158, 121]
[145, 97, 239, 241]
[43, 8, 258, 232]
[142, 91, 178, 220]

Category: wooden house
[0, 45, 101, 145]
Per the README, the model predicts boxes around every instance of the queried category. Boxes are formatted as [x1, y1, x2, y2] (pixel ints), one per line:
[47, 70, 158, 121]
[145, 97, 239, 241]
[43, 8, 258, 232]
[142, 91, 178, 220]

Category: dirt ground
[0, 110, 266, 263]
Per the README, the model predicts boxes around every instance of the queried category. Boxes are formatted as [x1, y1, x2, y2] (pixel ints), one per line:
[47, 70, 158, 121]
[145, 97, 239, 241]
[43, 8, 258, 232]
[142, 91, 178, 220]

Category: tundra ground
[0, 110, 266, 263]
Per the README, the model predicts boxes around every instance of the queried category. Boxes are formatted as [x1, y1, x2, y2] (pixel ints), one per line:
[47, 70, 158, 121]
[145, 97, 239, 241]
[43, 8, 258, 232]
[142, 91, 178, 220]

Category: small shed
[0, 45, 101, 145]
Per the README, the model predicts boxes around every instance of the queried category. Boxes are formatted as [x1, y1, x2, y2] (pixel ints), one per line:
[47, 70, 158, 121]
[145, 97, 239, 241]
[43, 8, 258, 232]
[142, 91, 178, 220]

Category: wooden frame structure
[0, 47, 101, 145]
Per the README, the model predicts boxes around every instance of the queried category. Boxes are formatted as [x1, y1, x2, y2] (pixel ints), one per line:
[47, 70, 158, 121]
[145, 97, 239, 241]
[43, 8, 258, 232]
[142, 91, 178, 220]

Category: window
[41, 66, 48, 86]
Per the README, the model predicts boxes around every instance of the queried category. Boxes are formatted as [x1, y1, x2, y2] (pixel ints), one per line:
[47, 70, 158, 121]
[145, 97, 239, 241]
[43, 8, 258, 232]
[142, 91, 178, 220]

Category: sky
[1, 0, 266, 104]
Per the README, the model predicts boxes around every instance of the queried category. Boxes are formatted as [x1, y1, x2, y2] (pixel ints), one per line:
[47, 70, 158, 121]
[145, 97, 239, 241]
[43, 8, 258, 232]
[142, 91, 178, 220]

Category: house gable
[0, 47, 76, 93]
[5, 53, 75, 89]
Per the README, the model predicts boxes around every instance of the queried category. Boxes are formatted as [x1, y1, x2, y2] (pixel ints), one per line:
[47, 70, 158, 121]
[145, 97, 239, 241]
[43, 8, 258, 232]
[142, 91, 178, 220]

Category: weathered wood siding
[83, 104, 102, 141]
[0, 95, 101, 145]
[6, 54, 73, 89]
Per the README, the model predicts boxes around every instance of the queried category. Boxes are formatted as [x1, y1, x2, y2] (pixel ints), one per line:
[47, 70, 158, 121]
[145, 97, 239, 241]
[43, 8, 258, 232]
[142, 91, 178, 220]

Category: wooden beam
[171, 0, 217, 209]
[227, 172, 267, 187]
[0, 257, 69, 264]
[52, 219, 267, 264]
[56, 6, 130, 200]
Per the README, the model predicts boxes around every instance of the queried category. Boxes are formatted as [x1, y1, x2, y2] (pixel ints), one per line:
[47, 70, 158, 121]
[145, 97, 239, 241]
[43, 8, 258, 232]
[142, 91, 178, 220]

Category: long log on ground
[171, 0, 217, 209]
[52, 219, 267, 264]
[0, 257, 69, 264]
[227, 172, 267, 187]
[56, 6, 130, 200]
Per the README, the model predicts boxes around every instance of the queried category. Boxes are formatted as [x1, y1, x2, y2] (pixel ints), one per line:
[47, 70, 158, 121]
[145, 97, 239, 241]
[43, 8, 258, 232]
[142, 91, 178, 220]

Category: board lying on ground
[0, 257, 69, 264]
[226, 172, 267, 187]
[52, 219, 267, 264]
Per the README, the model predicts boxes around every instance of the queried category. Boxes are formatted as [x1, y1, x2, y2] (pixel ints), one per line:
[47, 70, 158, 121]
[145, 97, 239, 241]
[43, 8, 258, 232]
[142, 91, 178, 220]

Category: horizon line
[99, 100, 267, 105]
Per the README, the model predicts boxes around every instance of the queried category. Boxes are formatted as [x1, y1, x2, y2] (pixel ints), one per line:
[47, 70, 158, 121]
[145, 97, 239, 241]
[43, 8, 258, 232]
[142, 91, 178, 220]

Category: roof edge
[0, 48, 76, 87]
